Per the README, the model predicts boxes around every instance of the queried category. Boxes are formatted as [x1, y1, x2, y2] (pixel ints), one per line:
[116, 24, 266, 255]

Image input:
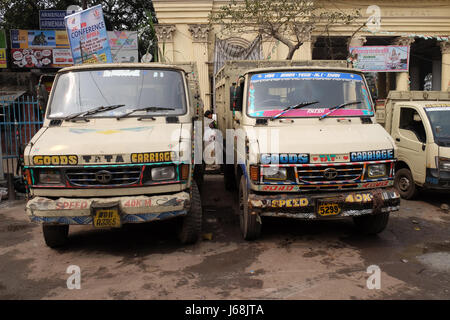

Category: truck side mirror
[230, 85, 243, 112]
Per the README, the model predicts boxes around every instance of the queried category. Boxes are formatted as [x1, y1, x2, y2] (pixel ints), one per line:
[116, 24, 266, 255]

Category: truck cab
[23, 63, 203, 247]
[215, 61, 400, 240]
[377, 91, 450, 199]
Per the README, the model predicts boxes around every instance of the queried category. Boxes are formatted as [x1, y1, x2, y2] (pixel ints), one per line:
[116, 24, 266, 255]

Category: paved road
[0, 174, 449, 299]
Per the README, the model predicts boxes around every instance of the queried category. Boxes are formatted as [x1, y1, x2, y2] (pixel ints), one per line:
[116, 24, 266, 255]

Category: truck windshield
[425, 106, 450, 140]
[247, 71, 373, 118]
[48, 68, 187, 118]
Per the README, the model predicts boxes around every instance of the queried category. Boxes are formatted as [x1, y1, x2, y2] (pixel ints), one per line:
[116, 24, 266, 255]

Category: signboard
[0, 30, 6, 68]
[0, 49, 6, 68]
[10, 29, 73, 68]
[65, 4, 112, 64]
[348, 46, 410, 72]
[108, 31, 139, 63]
[39, 10, 67, 30]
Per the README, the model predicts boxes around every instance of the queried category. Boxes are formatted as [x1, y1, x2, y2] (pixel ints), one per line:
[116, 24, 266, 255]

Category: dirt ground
[0, 174, 449, 300]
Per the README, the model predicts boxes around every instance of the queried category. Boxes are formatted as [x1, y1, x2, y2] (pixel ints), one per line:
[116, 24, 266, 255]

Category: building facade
[153, 0, 450, 110]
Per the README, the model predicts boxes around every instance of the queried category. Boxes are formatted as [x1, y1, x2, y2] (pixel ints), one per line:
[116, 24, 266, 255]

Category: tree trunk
[285, 42, 303, 60]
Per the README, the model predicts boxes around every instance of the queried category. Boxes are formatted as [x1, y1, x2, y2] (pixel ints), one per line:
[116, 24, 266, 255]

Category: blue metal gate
[1, 94, 44, 177]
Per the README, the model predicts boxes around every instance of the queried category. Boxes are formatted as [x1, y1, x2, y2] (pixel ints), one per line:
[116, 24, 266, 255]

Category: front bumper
[26, 192, 190, 225]
[248, 188, 400, 219]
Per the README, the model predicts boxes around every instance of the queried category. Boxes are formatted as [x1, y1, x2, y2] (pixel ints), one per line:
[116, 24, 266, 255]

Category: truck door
[392, 105, 428, 184]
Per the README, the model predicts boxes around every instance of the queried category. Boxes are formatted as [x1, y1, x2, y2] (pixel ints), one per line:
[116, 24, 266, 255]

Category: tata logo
[95, 170, 112, 184]
[323, 168, 338, 180]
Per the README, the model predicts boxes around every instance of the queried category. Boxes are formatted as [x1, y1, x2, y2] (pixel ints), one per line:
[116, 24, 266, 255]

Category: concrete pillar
[154, 24, 176, 63]
[393, 37, 415, 91]
[440, 41, 450, 91]
[188, 24, 211, 110]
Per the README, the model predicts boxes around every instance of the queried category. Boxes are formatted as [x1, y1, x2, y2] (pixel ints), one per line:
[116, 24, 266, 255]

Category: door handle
[422, 144, 426, 151]
[395, 138, 400, 142]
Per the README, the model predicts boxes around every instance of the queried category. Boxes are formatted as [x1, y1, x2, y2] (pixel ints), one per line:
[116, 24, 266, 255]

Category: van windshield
[425, 106, 450, 140]
[247, 71, 373, 118]
[48, 68, 187, 118]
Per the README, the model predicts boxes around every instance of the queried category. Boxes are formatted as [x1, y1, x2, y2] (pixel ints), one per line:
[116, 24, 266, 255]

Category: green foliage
[209, 0, 361, 60]
[0, 0, 158, 60]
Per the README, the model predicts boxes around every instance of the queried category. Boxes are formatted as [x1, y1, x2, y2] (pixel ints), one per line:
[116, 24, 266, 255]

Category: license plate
[317, 203, 341, 217]
[93, 208, 121, 228]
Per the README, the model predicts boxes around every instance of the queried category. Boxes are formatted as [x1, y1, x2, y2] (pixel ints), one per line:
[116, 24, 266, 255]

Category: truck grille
[66, 167, 142, 187]
[296, 164, 364, 184]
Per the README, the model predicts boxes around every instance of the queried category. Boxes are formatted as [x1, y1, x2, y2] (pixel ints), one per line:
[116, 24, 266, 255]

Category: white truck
[215, 60, 401, 240]
[376, 91, 450, 199]
[23, 63, 204, 247]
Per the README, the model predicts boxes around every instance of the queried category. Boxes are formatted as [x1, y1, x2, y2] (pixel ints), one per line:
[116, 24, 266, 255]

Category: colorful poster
[11, 48, 53, 68]
[0, 48, 6, 68]
[348, 46, 410, 72]
[9, 29, 73, 68]
[52, 48, 74, 66]
[39, 10, 67, 30]
[65, 4, 112, 64]
[10, 30, 70, 49]
[107, 31, 139, 63]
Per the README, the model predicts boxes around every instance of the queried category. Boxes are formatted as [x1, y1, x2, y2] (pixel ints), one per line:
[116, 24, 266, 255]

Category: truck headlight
[262, 167, 287, 180]
[38, 169, 62, 185]
[438, 157, 450, 171]
[151, 166, 175, 181]
[367, 164, 387, 178]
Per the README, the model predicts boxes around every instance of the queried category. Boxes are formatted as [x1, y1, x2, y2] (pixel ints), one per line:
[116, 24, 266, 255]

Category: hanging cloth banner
[213, 35, 262, 75]
[64, 4, 112, 64]
[349, 46, 410, 72]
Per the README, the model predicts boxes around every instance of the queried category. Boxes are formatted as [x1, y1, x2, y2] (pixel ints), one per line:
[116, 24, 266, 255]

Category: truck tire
[42, 225, 69, 248]
[224, 164, 236, 191]
[394, 168, 418, 199]
[239, 175, 261, 240]
[353, 212, 389, 235]
[178, 181, 202, 244]
[193, 163, 204, 192]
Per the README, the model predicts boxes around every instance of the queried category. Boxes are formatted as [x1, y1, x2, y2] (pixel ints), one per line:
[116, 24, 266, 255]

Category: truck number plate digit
[93, 209, 121, 228]
[317, 203, 341, 216]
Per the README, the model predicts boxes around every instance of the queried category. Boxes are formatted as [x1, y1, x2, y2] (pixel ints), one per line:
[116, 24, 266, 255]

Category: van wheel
[239, 175, 261, 240]
[178, 181, 202, 244]
[224, 164, 236, 191]
[353, 213, 389, 235]
[395, 168, 418, 199]
[42, 225, 69, 248]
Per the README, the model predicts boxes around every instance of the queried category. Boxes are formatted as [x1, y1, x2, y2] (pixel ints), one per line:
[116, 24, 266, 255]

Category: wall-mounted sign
[65, 4, 112, 64]
[349, 46, 410, 72]
[0, 30, 6, 68]
[9, 29, 72, 68]
[39, 10, 68, 30]
[108, 31, 139, 63]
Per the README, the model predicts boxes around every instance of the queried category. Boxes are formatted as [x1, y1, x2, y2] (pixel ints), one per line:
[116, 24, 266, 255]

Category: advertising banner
[348, 46, 410, 72]
[39, 10, 67, 30]
[65, 4, 112, 64]
[0, 49, 6, 68]
[108, 30, 139, 63]
[0, 30, 6, 68]
[10, 29, 73, 68]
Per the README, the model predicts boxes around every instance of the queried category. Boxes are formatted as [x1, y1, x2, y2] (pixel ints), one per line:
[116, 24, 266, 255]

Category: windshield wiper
[64, 104, 125, 121]
[116, 106, 175, 120]
[318, 101, 362, 121]
[271, 101, 319, 120]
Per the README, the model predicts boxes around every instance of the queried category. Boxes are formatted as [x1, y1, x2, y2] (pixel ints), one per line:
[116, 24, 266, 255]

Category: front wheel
[42, 225, 69, 248]
[394, 168, 418, 199]
[239, 175, 261, 240]
[178, 181, 202, 244]
[353, 212, 389, 235]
